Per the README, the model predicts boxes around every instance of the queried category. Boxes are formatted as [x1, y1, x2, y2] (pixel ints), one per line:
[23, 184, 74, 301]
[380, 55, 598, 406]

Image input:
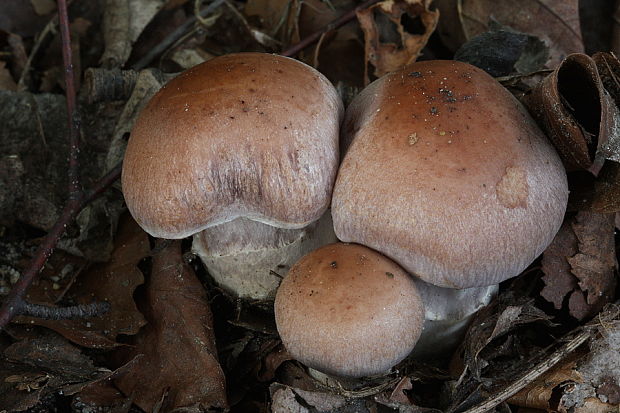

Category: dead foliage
[0, 0, 618, 412]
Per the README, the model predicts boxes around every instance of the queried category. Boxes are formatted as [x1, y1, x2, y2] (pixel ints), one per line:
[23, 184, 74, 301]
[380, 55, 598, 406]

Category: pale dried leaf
[357, 0, 439, 83]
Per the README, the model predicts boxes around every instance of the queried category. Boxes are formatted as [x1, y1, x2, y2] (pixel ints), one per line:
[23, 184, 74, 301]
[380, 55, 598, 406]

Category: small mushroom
[332, 60, 568, 354]
[122, 53, 343, 299]
[274, 243, 424, 379]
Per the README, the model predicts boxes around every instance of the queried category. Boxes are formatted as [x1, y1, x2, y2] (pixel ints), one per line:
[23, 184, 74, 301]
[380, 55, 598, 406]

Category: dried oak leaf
[0, 332, 110, 412]
[454, 293, 554, 379]
[523, 53, 620, 174]
[16, 215, 148, 349]
[509, 312, 620, 412]
[457, 0, 584, 67]
[114, 240, 227, 411]
[356, 0, 439, 83]
[541, 211, 617, 320]
[270, 383, 347, 413]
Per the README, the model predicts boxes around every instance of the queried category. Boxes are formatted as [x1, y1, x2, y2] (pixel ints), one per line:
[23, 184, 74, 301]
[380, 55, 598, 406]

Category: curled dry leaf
[541, 211, 617, 321]
[0, 332, 109, 412]
[523, 53, 620, 174]
[453, 294, 554, 380]
[114, 239, 227, 411]
[100, 0, 166, 68]
[270, 383, 347, 413]
[456, 0, 584, 67]
[356, 0, 438, 83]
[509, 312, 620, 412]
[16, 215, 148, 349]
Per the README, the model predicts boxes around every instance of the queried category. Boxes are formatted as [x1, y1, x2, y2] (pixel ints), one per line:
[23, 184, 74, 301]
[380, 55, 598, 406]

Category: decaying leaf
[16, 215, 148, 349]
[454, 28, 548, 77]
[541, 211, 617, 320]
[454, 294, 554, 379]
[100, 0, 166, 68]
[114, 239, 227, 411]
[509, 310, 620, 412]
[356, 0, 439, 83]
[523, 53, 620, 174]
[0, 331, 110, 412]
[270, 383, 347, 413]
[457, 0, 584, 67]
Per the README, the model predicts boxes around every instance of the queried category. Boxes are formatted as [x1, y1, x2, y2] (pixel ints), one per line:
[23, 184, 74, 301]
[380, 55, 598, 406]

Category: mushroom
[274, 242, 424, 379]
[332, 60, 568, 355]
[122, 53, 343, 299]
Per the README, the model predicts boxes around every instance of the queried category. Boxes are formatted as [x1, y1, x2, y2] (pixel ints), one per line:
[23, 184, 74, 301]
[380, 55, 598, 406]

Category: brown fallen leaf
[0, 331, 111, 412]
[452, 293, 554, 380]
[356, 0, 439, 83]
[523, 53, 620, 174]
[114, 239, 227, 411]
[541, 211, 617, 320]
[16, 215, 148, 349]
[509, 308, 620, 412]
[457, 0, 584, 67]
[295, 0, 365, 87]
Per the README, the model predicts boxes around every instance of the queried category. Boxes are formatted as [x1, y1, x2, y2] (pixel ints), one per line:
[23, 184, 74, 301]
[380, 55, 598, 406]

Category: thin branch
[0, 0, 118, 331]
[281, 0, 380, 57]
[58, 0, 81, 198]
[457, 328, 593, 413]
[21, 301, 111, 320]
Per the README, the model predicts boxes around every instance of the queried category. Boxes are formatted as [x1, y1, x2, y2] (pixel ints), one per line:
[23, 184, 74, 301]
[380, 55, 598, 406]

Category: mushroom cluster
[121, 54, 569, 379]
[331, 59, 568, 356]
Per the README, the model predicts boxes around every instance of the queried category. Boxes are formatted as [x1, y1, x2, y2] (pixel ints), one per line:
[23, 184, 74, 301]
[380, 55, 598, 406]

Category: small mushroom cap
[332, 60, 568, 289]
[122, 53, 343, 239]
[274, 243, 424, 378]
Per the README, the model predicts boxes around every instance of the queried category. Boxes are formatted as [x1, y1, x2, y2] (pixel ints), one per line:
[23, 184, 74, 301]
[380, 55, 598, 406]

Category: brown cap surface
[332, 60, 568, 289]
[274, 243, 424, 378]
[122, 53, 343, 238]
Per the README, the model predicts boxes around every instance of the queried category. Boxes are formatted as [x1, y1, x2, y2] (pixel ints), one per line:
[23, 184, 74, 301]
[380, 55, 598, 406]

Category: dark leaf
[114, 239, 227, 411]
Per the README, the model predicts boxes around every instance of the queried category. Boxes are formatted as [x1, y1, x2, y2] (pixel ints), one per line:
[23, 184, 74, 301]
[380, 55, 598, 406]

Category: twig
[58, 0, 81, 199]
[132, 0, 225, 70]
[0, 1, 120, 331]
[281, 0, 380, 57]
[21, 301, 111, 320]
[456, 328, 594, 413]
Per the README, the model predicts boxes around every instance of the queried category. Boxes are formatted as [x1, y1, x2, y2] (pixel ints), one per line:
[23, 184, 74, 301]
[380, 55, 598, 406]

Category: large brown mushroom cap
[274, 243, 424, 378]
[332, 60, 568, 289]
[122, 53, 343, 239]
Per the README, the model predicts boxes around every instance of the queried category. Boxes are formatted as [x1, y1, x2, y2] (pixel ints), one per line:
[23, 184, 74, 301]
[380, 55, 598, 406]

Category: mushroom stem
[411, 279, 499, 358]
[192, 211, 337, 300]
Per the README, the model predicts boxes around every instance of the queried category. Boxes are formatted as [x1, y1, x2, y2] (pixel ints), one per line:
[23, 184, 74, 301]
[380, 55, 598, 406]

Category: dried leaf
[509, 316, 620, 412]
[541, 211, 617, 320]
[508, 353, 583, 410]
[458, 0, 584, 67]
[523, 53, 620, 174]
[0, 62, 18, 91]
[454, 29, 548, 77]
[357, 0, 439, 83]
[16, 215, 148, 349]
[0, 332, 110, 412]
[270, 383, 347, 413]
[114, 240, 227, 411]
[456, 294, 554, 379]
[30, 0, 56, 15]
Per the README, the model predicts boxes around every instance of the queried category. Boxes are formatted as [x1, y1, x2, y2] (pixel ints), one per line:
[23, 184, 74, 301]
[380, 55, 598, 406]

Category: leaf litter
[0, 0, 619, 412]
